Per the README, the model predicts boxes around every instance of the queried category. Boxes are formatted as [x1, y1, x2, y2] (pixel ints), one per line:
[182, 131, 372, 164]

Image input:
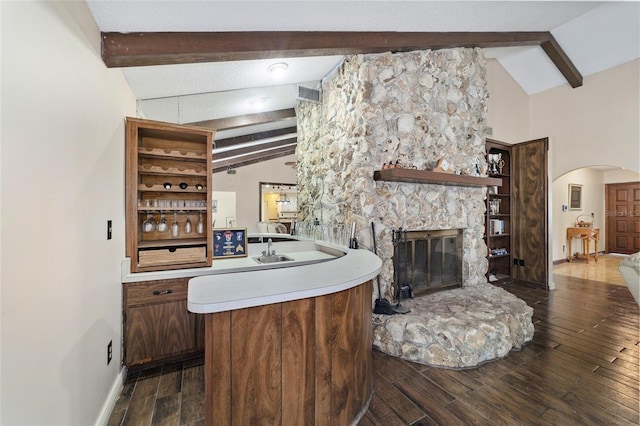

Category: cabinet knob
[152, 289, 173, 296]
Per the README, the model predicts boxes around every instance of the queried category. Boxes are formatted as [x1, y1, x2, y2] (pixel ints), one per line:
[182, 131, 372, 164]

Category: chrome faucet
[262, 238, 276, 257]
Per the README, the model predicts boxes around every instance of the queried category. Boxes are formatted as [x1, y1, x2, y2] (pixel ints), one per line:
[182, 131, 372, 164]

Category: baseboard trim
[95, 366, 127, 426]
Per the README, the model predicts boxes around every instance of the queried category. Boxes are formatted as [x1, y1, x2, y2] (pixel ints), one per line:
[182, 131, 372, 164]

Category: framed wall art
[213, 228, 247, 259]
[569, 183, 582, 210]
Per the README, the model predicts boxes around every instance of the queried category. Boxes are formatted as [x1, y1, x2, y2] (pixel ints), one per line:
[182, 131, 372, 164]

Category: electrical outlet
[107, 340, 113, 365]
[563, 245, 566, 252]
[107, 220, 112, 240]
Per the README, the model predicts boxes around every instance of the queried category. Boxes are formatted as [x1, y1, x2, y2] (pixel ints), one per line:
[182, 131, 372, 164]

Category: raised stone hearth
[372, 284, 534, 368]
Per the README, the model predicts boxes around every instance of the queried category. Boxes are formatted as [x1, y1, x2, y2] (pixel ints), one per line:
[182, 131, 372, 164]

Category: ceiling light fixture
[268, 62, 288, 76]
[276, 190, 290, 203]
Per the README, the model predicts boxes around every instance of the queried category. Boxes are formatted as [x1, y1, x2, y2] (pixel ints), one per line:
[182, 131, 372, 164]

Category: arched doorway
[551, 166, 639, 285]
[551, 166, 639, 260]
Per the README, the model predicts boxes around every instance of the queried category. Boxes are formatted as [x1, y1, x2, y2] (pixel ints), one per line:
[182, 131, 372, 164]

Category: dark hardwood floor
[362, 276, 639, 425]
[108, 275, 639, 425]
[108, 357, 205, 426]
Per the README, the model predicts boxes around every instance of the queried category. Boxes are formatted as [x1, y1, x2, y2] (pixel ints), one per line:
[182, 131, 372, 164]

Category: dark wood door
[511, 138, 549, 287]
[605, 182, 640, 254]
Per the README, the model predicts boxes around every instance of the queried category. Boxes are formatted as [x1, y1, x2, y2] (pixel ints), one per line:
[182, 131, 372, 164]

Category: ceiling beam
[540, 38, 583, 88]
[213, 145, 296, 174]
[102, 31, 552, 65]
[101, 31, 582, 88]
[214, 126, 297, 149]
[187, 108, 296, 131]
[214, 137, 297, 160]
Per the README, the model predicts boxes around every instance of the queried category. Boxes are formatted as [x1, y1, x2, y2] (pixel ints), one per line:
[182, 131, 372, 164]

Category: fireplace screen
[394, 229, 463, 296]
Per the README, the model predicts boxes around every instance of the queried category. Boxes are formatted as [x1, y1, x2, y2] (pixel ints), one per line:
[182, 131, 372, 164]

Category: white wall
[531, 59, 640, 179]
[213, 154, 297, 232]
[485, 59, 530, 143]
[487, 58, 640, 180]
[1, 2, 136, 424]
[212, 191, 237, 228]
[604, 168, 640, 184]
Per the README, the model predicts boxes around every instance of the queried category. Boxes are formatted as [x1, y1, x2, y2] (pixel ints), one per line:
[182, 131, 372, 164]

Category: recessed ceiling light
[268, 62, 288, 76]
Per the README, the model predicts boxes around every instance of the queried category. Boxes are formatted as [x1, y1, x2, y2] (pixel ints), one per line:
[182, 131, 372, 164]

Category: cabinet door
[124, 300, 199, 367]
[512, 138, 549, 286]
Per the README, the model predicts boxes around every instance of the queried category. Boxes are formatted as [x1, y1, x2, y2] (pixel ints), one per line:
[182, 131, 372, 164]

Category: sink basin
[252, 254, 294, 264]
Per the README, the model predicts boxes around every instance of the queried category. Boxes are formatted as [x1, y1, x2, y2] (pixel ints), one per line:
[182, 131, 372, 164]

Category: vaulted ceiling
[87, 1, 640, 171]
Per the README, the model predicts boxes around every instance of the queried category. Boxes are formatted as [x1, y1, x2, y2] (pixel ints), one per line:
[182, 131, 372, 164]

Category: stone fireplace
[295, 48, 534, 368]
[296, 48, 490, 297]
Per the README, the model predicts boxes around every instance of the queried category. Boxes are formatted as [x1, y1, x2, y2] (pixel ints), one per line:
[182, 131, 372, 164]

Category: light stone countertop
[187, 245, 382, 314]
[121, 239, 334, 283]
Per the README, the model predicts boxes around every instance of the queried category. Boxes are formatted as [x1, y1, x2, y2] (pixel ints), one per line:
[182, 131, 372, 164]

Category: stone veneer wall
[297, 48, 491, 302]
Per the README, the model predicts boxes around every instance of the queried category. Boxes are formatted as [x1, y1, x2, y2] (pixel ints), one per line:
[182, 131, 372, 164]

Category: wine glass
[143, 213, 156, 233]
[184, 214, 192, 234]
[197, 212, 204, 234]
[171, 212, 179, 238]
[157, 212, 168, 232]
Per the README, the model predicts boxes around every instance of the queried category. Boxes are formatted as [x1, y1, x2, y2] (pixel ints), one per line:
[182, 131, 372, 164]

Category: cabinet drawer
[125, 280, 188, 306]
[138, 246, 206, 267]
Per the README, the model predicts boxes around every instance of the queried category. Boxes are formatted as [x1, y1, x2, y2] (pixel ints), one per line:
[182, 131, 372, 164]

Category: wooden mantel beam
[101, 31, 582, 88]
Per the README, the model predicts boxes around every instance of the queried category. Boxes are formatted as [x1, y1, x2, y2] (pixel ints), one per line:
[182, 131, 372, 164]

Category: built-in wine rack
[125, 117, 214, 272]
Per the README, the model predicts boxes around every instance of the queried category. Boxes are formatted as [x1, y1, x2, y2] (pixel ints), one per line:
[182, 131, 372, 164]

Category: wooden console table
[567, 227, 599, 263]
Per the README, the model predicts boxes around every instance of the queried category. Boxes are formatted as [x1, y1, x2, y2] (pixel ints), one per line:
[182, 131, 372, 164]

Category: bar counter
[187, 242, 382, 425]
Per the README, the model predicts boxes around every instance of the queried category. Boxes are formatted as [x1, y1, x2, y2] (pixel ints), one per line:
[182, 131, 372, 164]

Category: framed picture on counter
[213, 228, 247, 259]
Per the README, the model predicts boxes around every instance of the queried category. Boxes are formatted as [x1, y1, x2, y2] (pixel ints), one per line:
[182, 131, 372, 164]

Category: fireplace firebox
[393, 228, 463, 297]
